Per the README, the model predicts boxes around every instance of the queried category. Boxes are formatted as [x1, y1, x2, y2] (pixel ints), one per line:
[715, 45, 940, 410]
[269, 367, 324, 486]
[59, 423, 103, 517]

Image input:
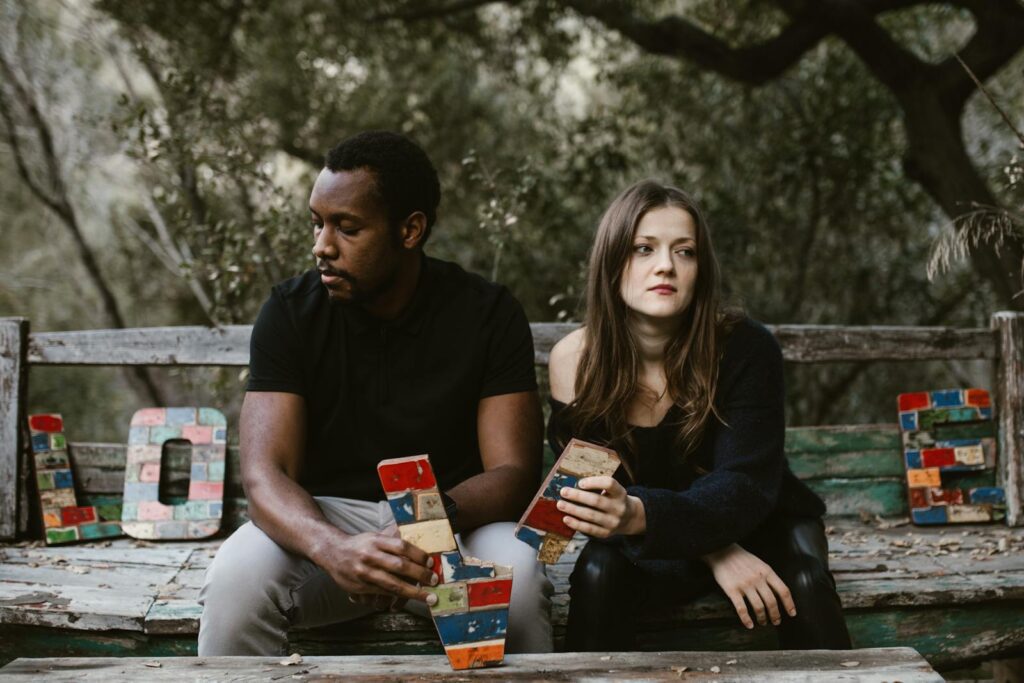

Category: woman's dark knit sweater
[547, 317, 825, 561]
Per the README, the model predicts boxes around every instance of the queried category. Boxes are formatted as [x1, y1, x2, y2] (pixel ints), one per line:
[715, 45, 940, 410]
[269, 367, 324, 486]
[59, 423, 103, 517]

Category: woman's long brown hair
[567, 179, 735, 479]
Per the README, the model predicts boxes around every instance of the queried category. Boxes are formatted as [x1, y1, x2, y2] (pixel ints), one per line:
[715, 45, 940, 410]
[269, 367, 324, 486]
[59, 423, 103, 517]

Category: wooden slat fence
[1, 314, 1022, 540]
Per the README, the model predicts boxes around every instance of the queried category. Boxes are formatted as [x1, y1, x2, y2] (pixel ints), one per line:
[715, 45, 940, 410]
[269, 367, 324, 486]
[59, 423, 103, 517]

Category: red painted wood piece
[378, 458, 436, 493]
[61, 506, 96, 526]
[908, 487, 929, 508]
[523, 498, 573, 538]
[467, 578, 513, 608]
[29, 414, 63, 433]
[921, 448, 956, 468]
[188, 481, 224, 500]
[966, 388, 990, 408]
[428, 552, 445, 585]
[898, 392, 930, 412]
[929, 488, 964, 505]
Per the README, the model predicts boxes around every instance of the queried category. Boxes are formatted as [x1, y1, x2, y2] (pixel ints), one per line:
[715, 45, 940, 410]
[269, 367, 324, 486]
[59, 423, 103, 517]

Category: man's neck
[361, 252, 424, 321]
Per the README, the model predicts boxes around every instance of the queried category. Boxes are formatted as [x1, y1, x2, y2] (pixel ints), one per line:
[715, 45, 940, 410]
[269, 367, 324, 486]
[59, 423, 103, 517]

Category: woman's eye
[634, 244, 652, 254]
[676, 248, 695, 257]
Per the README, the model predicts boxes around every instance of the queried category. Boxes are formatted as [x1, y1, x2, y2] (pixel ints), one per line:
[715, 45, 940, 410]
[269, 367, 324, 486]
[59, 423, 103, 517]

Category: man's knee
[202, 523, 300, 616]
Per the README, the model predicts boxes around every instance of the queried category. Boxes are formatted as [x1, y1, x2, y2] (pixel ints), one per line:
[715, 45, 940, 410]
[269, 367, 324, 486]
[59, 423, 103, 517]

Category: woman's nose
[654, 248, 675, 274]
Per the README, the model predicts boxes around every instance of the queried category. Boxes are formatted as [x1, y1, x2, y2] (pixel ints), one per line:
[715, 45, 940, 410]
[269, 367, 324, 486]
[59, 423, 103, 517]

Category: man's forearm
[244, 466, 347, 565]
[445, 464, 538, 532]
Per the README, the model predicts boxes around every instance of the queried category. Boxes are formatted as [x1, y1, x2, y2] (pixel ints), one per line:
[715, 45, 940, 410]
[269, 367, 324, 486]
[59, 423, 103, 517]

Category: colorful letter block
[377, 455, 510, 671]
[897, 389, 1004, 526]
[515, 439, 620, 563]
[28, 413, 122, 545]
[121, 407, 227, 540]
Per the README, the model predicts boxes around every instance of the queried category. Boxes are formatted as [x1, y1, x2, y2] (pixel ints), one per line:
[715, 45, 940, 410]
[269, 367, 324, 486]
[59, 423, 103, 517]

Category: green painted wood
[0, 625, 195, 667]
[784, 425, 900, 453]
[806, 478, 907, 517]
[787, 450, 904, 479]
[637, 603, 1024, 672]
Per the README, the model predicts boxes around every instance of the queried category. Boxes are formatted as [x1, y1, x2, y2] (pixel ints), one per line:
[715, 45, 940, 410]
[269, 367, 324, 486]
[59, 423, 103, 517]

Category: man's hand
[556, 476, 646, 538]
[701, 543, 796, 629]
[311, 528, 439, 606]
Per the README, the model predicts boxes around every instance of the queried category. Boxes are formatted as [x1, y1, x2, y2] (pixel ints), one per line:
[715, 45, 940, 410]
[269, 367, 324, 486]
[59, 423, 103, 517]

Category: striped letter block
[28, 414, 122, 545]
[121, 407, 227, 540]
[377, 455, 510, 671]
[897, 389, 1004, 526]
[515, 439, 620, 563]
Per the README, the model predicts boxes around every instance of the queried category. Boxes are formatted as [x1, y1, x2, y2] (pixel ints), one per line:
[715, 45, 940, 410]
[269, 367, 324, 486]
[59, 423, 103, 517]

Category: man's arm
[444, 390, 543, 532]
[240, 391, 436, 601]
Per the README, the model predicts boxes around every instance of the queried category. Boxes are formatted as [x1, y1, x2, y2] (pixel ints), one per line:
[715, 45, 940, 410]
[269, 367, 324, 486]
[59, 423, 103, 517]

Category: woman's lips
[649, 285, 676, 294]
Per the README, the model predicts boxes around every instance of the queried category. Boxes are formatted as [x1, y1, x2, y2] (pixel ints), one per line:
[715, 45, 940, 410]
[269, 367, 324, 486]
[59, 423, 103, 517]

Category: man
[198, 131, 552, 655]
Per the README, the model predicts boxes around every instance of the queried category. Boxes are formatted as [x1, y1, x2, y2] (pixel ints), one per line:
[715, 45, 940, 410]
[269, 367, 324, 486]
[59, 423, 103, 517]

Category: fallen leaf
[143, 661, 162, 668]
[725, 659, 737, 665]
[69, 566, 90, 575]
[280, 653, 303, 666]
[599, 656, 611, 661]
[671, 665, 688, 675]
[710, 666, 721, 673]
[840, 661, 860, 667]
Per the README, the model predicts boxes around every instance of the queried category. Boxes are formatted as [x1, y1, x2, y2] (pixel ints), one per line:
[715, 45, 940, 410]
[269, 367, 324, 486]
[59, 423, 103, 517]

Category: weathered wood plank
[0, 544, 193, 568]
[27, 326, 252, 367]
[0, 582, 152, 631]
[994, 312, 1024, 526]
[784, 424, 900, 453]
[806, 478, 907, 517]
[0, 319, 28, 540]
[787, 449, 903, 479]
[25, 323, 997, 367]
[0, 648, 942, 681]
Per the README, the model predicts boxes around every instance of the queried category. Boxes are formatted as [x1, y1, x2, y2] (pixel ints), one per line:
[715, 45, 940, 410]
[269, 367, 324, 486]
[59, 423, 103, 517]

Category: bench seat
[1, 518, 1022, 670]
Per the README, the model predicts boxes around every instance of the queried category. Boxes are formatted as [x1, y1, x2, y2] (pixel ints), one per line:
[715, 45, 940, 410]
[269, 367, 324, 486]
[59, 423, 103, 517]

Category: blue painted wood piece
[900, 413, 918, 431]
[514, 525, 544, 551]
[433, 609, 508, 645]
[905, 451, 922, 469]
[543, 472, 579, 500]
[911, 506, 948, 524]
[441, 551, 496, 582]
[387, 492, 417, 524]
[970, 487, 1006, 505]
[165, 408, 198, 426]
[931, 389, 963, 407]
[122, 482, 159, 503]
[53, 470, 74, 488]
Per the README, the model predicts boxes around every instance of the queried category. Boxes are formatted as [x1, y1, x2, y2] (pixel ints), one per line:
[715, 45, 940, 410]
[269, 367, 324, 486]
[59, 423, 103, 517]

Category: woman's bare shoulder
[548, 327, 586, 403]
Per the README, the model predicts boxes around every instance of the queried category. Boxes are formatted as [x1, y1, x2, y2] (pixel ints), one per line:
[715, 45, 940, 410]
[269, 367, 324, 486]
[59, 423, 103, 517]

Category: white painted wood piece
[0, 648, 943, 681]
[993, 311, 1024, 526]
[0, 318, 28, 540]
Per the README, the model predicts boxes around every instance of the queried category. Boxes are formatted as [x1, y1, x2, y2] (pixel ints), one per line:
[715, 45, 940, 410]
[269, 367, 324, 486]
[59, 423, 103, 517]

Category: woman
[547, 179, 851, 650]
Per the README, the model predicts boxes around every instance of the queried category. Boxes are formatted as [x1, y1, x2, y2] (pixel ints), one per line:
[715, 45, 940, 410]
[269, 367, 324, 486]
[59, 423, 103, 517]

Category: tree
[383, 0, 1024, 308]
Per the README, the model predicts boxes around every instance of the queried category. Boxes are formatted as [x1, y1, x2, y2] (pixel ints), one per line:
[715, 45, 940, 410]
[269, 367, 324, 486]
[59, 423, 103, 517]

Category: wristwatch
[441, 491, 458, 529]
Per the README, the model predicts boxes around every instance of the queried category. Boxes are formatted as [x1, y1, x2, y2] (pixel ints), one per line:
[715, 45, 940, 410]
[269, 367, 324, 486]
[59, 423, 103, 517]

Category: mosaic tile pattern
[377, 455, 510, 671]
[897, 389, 1004, 525]
[121, 408, 227, 540]
[28, 413, 122, 544]
[515, 439, 620, 563]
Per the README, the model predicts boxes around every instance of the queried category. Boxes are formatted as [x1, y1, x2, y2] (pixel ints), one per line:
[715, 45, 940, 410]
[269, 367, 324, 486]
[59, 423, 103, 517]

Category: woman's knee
[781, 554, 837, 605]
[570, 541, 633, 598]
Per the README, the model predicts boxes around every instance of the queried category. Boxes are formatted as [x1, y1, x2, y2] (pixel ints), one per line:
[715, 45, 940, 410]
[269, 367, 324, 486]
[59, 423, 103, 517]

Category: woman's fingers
[744, 587, 769, 626]
[576, 476, 619, 493]
[754, 580, 782, 625]
[725, 590, 754, 629]
[558, 486, 611, 510]
[766, 572, 797, 617]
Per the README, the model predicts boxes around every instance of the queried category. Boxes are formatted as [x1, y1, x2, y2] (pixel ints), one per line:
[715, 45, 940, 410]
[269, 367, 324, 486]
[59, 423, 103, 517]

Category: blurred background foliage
[0, 0, 1021, 440]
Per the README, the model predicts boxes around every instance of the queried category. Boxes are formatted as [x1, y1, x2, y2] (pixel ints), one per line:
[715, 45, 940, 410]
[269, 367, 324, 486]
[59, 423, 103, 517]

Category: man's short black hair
[324, 131, 441, 242]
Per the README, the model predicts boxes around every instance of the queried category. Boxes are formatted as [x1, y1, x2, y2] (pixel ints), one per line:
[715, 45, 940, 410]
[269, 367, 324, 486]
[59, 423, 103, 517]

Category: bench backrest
[2, 316, 1022, 537]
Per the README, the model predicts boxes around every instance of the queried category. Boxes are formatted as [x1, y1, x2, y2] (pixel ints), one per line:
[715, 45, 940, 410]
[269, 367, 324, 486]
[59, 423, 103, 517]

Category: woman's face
[619, 206, 698, 321]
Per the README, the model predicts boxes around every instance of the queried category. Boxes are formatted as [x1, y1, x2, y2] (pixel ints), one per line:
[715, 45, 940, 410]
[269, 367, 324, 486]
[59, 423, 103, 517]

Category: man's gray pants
[198, 496, 554, 655]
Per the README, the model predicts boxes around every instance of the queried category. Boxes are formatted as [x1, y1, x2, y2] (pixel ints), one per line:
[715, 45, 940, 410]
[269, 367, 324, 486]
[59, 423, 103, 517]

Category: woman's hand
[556, 476, 646, 538]
[701, 543, 796, 629]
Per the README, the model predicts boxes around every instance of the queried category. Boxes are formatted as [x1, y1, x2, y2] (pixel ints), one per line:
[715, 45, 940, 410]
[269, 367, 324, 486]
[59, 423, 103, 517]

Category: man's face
[310, 168, 403, 304]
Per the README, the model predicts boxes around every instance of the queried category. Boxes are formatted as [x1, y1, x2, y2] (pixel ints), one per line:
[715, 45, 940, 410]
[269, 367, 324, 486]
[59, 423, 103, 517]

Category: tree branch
[372, 0, 509, 22]
[934, 0, 1024, 110]
[562, 0, 828, 85]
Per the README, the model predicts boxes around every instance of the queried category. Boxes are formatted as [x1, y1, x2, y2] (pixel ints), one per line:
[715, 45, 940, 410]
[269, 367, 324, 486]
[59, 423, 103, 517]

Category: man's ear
[399, 212, 427, 250]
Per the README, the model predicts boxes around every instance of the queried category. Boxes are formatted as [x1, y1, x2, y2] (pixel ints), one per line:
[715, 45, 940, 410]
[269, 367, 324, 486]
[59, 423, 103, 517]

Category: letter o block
[121, 407, 227, 540]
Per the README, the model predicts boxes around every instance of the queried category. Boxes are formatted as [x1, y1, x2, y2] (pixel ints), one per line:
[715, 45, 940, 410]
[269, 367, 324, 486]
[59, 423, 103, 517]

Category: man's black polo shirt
[247, 256, 538, 501]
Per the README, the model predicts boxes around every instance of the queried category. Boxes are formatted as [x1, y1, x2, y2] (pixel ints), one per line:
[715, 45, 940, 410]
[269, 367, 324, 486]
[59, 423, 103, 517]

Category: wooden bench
[0, 315, 1022, 674]
[0, 648, 945, 681]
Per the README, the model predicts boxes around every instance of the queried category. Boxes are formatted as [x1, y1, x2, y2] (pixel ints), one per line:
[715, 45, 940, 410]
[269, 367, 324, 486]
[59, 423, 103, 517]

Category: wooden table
[0, 647, 941, 681]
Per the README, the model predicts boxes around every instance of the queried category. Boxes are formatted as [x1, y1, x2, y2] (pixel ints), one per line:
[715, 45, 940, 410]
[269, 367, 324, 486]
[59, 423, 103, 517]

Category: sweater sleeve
[620, 321, 786, 560]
